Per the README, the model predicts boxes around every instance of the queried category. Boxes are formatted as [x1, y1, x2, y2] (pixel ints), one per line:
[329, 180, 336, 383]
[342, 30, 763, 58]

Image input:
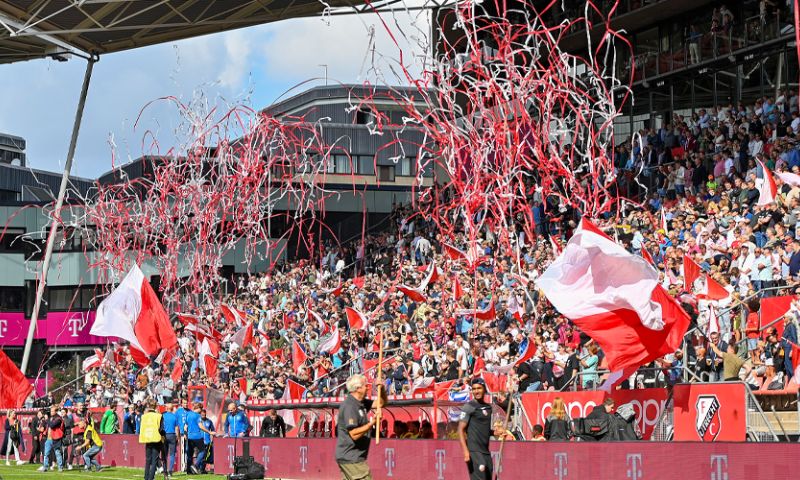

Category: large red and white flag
[345, 307, 369, 330]
[220, 304, 247, 326]
[0, 349, 33, 408]
[536, 218, 691, 371]
[706, 305, 720, 336]
[757, 160, 778, 206]
[91, 264, 177, 362]
[683, 255, 730, 300]
[318, 328, 342, 354]
[397, 285, 427, 303]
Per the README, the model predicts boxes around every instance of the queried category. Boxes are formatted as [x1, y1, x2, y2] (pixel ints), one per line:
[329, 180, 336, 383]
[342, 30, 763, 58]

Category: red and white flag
[318, 329, 342, 354]
[641, 247, 655, 266]
[757, 160, 778, 206]
[452, 275, 464, 300]
[230, 322, 255, 349]
[684, 255, 730, 300]
[280, 379, 308, 427]
[82, 349, 104, 371]
[455, 301, 496, 321]
[307, 309, 330, 336]
[292, 339, 307, 372]
[198, 337, 219, 379]
[171, 358, 184, 383]
[536, 218, 691, 371]
[660, 209, 669, 235]
[397, 285, 427, 303]
[443, 242, 484, 270]
[345, 307, 369, 330]
[91, 264, 177, 362]
[599, 365, 638, 393]
[220, 304, 247, 326]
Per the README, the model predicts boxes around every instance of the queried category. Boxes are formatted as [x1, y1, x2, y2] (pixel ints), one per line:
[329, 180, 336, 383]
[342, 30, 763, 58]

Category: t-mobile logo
[627, 454, 643, 480]
[0, 319, 7, 338]
[299, 446, 308, 472]
[434, 449, 446, 480]
[554, 452, 568, 480]
[67, 314, 87, 337]
[262, 446, 270, 472]
[384, 448, 396, 477]
[122, 441, 129, 461]
[227, 445, 235, 468]
[710, 455, 728, 480]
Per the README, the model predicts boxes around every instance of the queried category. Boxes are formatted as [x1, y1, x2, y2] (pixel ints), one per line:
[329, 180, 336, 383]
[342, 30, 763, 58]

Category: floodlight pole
[21, 54, 97, 376]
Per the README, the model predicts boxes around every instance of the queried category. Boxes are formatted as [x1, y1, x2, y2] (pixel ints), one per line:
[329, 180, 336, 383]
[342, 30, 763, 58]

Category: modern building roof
[0, 0, 378, 64]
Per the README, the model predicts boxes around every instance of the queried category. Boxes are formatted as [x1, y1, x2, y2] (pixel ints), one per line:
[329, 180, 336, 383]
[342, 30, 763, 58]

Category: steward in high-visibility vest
[139, 402, 165, 480]
[139, 409, 163, 444]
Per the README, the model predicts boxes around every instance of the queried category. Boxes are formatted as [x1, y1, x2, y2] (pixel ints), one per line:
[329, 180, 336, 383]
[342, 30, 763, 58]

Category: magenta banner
[0, 311, 111, 346]
[211, 438, 798, 480]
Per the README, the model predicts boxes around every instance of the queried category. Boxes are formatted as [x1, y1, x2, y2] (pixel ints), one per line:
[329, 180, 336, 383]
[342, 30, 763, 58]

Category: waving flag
[91, 264, 177, 362]
[230, 322, 255, 349]
[777, 171, 800, 187]
[171, 358, 184, 383]
[757, 160, 778, 206]
[455, 301, 496, 321]
[220, 304, 247, 326]
[198, 338, 218, 379]
[536, 218, 690, 371]
[292, 339, 308, 372]
[318, 328, 342, 354]
[0, 349, 33, 408]
[706, 305, 720, 336]
[684, 255, 729, 300]
[280, 379, 308, 427]
[345, 307, 369, 330]
[398, 285, 427, 303]
[82, 349, 104, 371]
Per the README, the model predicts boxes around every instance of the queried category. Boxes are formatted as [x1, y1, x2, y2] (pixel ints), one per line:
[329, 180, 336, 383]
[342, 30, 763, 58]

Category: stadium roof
[0, 0, 392, 64]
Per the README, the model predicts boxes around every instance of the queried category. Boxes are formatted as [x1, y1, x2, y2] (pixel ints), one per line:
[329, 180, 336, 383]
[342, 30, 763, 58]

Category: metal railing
[649, 389, 674, 442]
[745, 385, 780, 442]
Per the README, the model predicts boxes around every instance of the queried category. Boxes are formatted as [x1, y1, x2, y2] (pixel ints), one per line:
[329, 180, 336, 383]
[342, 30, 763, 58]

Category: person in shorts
[458, 379, 493, 480]
[335, 374, 385, 480]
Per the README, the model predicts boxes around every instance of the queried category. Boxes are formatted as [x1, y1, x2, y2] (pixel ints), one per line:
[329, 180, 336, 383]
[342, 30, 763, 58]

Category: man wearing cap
[458, 379, 493, 480]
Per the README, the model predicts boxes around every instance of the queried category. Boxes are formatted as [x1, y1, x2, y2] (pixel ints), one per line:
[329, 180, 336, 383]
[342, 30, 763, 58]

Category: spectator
[2, 411, 25, 466]
[544, 397, 571, 441]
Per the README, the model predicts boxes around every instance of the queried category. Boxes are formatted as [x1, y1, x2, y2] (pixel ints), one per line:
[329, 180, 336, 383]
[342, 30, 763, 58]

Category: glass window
[357, 156, 375, 175]
[396, 157, 413, 176]
[334, 155, 352, 174]
[0, 287, 24, 312]
[0, 228, 25, 252]
[49, 287, 79, 311]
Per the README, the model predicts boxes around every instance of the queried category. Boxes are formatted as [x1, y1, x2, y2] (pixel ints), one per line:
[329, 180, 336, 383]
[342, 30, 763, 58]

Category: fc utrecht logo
[695, 394, 721, 441]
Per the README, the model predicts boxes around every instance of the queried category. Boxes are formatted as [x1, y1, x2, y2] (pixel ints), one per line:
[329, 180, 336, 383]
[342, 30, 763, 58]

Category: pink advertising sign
[0, 311, 111, 346]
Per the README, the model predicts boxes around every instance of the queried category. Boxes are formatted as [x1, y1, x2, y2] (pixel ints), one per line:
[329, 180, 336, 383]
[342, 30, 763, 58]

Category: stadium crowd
[17, 93, 800, 444]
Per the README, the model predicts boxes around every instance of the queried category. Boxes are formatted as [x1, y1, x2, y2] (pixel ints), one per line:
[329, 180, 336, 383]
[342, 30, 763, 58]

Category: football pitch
[0, 464, 227, 480]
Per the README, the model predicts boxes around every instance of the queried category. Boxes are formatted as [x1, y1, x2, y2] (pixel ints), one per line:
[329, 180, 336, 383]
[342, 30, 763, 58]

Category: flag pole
[493, 374, 515, 480]
[375, 324, 385, 444]
[22, 54, 97, 376]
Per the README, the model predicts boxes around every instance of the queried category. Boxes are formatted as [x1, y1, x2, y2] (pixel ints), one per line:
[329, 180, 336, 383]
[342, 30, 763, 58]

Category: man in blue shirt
[184, 403, 206, 475]
[174, 399, 189, 472]
[223, 402, 250, 438]
[197, 409, 216, 473]
[161, 402, 179, 477]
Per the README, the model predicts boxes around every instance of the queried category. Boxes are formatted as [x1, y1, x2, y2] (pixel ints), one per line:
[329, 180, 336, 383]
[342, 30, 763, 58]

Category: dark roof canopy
[0, 0, 370, 63]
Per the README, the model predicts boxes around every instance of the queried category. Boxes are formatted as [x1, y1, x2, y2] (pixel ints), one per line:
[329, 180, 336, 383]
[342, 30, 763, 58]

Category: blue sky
[0, 11, 428, 179]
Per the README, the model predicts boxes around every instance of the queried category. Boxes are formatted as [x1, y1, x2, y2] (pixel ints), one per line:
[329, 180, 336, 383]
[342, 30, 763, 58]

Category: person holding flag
[335, 374, 386, 480]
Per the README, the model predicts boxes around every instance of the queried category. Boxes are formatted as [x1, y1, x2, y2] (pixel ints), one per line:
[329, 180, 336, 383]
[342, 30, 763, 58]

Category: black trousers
[144, 443, 161, 480]
[185, 438, 204, 473]
[466, 451, 493, 480]
[28, 436, 42, 463]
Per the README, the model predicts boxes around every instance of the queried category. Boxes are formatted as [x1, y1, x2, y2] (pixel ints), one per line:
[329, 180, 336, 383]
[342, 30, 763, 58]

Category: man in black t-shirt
[458, 379, 493, 480]
[335, 374, 385, 480]
[259, 409, 286, 438]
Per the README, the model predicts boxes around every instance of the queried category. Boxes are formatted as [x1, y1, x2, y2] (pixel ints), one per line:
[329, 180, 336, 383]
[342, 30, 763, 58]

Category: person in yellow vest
[139, 401, 165, 480]
[77, 418, 103, 472]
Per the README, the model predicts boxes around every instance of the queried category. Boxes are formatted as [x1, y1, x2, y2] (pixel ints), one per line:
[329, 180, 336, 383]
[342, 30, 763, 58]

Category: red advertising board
[210, 437, 797, 479]
[519, 388, 669, 440]
[672, 382, 748, 442]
